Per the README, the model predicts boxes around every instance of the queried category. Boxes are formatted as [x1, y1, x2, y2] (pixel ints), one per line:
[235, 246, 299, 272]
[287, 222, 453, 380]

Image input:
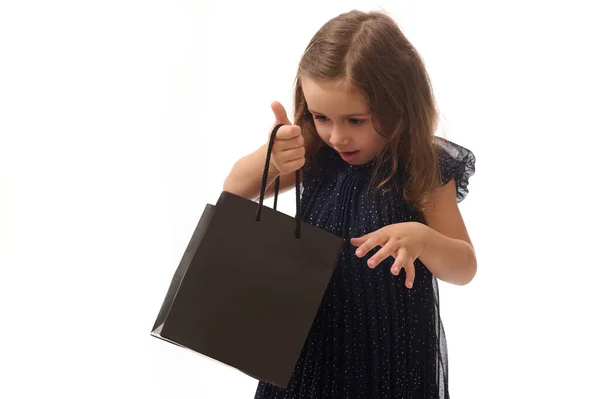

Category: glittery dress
[254, 137, 475, 399]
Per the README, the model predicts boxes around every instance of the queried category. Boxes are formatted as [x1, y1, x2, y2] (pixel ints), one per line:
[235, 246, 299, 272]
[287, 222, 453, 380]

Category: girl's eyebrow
[308, 108, 371, 117]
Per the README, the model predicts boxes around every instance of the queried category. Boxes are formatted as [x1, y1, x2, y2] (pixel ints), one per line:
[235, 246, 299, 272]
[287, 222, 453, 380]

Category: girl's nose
[329, 127, 350, 147]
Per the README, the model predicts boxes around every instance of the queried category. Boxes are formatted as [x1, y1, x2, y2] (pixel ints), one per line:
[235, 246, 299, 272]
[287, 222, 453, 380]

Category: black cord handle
[255, 124, 302, 239]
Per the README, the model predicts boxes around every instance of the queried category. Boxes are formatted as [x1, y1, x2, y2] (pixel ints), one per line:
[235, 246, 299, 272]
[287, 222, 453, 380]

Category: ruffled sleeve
[435, 136, 476, 203]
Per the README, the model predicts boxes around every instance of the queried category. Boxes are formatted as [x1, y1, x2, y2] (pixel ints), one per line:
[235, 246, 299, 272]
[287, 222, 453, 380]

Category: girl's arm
[420, 178, 477, 285]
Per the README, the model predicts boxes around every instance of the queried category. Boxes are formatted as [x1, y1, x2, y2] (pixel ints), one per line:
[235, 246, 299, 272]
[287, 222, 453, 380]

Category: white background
[1, 1, 599, 398]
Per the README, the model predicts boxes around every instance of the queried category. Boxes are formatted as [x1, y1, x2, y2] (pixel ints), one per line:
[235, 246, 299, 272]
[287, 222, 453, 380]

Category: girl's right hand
[269, 101, 306, 174]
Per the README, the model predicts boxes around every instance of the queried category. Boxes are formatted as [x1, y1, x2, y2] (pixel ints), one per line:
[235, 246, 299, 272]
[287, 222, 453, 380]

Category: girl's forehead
[301, 75, 356, 93]
[301, 77, 370, 115]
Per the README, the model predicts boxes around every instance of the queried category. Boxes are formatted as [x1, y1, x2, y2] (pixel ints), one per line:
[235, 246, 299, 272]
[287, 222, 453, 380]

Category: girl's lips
[339, 150, 359, 162]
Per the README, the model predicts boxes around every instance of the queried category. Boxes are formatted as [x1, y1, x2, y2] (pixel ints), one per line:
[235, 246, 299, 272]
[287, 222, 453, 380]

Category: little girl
[223, 9, 476, 399]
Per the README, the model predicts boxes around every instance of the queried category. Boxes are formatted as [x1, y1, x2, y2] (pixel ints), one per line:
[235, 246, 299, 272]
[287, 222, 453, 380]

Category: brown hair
[293, 10, 441, 212]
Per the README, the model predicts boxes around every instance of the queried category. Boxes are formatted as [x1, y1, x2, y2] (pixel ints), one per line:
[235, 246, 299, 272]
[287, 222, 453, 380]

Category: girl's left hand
[350, 222, 429, 289]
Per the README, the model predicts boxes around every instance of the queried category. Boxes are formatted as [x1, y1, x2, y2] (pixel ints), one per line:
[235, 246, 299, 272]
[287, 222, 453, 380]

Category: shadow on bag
[150, 124, 344, 388]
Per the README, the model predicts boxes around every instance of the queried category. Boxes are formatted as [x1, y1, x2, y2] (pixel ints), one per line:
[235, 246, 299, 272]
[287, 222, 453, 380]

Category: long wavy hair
[293, 10, 441, 212]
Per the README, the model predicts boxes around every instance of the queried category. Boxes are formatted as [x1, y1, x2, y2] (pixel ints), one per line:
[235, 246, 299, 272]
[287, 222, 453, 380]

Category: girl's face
[301, 76, 387, 165]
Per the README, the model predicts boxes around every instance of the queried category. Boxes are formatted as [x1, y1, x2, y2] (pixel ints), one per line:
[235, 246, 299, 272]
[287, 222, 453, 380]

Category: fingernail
[407, 281, 413, 289]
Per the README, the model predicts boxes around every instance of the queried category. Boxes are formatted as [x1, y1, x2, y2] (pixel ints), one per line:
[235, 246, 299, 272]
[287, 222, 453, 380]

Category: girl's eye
[313, 115, 365, 125]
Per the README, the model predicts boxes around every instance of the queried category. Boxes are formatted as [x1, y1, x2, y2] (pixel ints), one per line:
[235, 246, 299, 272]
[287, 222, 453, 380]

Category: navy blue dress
[254, 137, 475, 399]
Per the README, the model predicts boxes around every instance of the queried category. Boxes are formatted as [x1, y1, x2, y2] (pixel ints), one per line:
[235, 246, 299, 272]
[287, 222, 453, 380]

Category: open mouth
[339, 150, 359, 162]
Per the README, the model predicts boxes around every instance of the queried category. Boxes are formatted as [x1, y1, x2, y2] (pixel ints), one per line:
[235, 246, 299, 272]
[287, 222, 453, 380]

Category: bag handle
[255, 123, 302, 239]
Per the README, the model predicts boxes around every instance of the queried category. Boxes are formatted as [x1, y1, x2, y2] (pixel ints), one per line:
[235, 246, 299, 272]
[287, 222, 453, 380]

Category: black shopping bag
[150, 124, 344, 388]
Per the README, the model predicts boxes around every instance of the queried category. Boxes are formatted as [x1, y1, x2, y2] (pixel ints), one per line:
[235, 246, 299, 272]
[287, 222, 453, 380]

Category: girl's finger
[390, 247, 408, 276]
[274, 136, 303, 151]
[354, 234, 382, 258]
[349, 235, 368, 247]
[281, 146, 306, 161]
[367, 239, 397, 269]
[274, 124, 300, 140]
[403, 257, 416, 289]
